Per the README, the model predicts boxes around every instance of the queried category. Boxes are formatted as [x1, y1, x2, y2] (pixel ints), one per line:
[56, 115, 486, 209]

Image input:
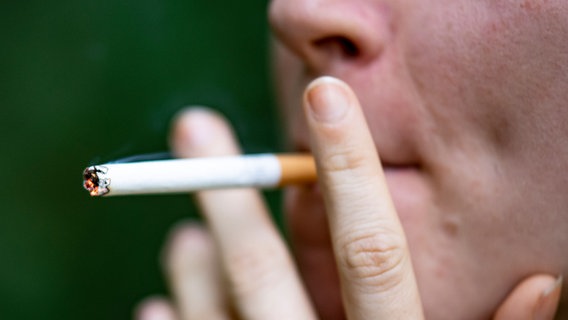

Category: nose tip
[269, 0, 388, 71]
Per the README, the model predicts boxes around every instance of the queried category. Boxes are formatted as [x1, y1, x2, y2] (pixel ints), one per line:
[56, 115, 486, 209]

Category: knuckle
[225, 239, 291, 296]
[321, 147, 367, 174]
[338, 231, 408, 290]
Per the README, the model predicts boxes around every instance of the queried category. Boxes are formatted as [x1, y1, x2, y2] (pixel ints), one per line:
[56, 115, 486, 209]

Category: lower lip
[383, 165, 422, 188]
[382, 165, 428, 213]
[284, 165, 425, 246]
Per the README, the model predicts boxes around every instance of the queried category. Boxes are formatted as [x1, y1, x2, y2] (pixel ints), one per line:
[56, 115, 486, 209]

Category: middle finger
[170, 108, 317, 320]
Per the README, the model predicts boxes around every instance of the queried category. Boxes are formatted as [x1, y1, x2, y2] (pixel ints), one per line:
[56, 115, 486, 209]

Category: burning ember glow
[82, 166, 110, 196]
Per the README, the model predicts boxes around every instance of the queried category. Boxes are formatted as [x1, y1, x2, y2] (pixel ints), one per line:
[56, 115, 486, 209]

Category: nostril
[312, 36, 360, 59]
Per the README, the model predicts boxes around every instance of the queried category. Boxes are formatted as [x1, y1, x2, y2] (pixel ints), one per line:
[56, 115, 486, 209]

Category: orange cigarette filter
[277, 154, 317, 186]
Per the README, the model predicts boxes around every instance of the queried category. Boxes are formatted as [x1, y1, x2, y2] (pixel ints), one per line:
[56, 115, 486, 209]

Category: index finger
[304, 76, 424, 319]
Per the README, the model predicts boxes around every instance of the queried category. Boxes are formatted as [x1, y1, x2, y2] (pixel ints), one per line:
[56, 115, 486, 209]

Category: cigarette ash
[83, 166, 110, 196]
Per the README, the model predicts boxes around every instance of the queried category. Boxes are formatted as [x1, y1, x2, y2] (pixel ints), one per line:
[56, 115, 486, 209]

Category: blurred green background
[1, 0, 279, 318]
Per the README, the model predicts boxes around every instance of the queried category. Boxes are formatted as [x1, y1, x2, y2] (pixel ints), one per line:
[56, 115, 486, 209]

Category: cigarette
[83, 153, 316, 197]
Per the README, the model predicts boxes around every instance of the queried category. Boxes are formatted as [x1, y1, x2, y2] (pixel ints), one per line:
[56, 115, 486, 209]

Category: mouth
[381, 164, 424, 197]
[292, 141, 425, 208]
[285, 141, 430, 248]
[294, 143, 421, 175]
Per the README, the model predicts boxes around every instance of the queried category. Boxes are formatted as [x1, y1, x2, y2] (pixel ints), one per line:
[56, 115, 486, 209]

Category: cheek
[272, 42, 311, 146]
[272, 41, 304, 112]
[405, 0, 568, 146]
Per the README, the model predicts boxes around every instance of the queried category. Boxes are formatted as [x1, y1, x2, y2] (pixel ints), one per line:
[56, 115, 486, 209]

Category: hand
[135, 78, 562, 319]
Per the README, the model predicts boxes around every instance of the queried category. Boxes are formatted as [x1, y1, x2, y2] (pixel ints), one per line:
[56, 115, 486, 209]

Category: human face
[269, 0, 568, 319]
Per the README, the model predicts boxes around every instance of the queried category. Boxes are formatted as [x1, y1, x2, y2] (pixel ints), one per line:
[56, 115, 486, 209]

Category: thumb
[494, 274, 562, 320]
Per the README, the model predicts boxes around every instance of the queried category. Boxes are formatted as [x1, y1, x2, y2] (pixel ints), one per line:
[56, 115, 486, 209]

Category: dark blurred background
[0, 0, 279, 318]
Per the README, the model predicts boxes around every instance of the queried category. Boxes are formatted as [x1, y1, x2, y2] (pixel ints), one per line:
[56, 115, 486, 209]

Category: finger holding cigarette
[165, 107, 318, 319]
[83, 153, 316, 197]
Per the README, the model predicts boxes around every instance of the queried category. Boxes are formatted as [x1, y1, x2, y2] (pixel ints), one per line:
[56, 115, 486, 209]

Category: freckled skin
[269, 0, 568, 318]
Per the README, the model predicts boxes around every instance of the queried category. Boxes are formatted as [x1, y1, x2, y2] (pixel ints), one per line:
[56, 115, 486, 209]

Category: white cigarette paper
[83, 154, 316, 197]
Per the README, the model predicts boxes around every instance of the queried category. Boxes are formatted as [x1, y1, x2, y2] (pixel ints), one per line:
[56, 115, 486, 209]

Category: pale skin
[136, 0, 567, 319]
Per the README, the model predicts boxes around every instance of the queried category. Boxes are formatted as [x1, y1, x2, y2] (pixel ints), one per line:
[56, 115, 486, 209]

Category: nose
[268, 0, 390, 72]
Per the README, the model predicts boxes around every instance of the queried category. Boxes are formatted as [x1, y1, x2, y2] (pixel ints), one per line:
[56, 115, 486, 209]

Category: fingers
[169, 108, 316, 319]
[164, 223, 229, 320]
[170, 107, 241, 158]
[493, 274, 562, 320]
[135, 297, 178, 320]
[304, 77, 424, 319]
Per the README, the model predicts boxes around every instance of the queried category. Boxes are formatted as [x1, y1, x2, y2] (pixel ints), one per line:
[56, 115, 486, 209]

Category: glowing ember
[89, 187, 99, 196]
[82, 166, 110, 196]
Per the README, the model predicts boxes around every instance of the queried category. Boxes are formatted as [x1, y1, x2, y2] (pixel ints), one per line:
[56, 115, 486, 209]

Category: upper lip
[293, 72, 425, 171]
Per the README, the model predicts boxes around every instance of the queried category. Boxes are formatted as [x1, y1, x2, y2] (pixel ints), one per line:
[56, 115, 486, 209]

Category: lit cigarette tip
[83, 166, 110, 196]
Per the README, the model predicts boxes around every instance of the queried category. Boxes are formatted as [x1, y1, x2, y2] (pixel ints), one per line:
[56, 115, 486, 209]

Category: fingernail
[534, 275, 563, 320]
[135, 297, 174, 320]
[306, 76, 351, 123]
[170, 107, 217, 157]
[181, 108, 217, 147]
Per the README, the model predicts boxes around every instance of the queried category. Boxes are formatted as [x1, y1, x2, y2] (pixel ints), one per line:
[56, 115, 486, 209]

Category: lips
[288, 139, 427, 231]
[294, 140, 421, 174]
